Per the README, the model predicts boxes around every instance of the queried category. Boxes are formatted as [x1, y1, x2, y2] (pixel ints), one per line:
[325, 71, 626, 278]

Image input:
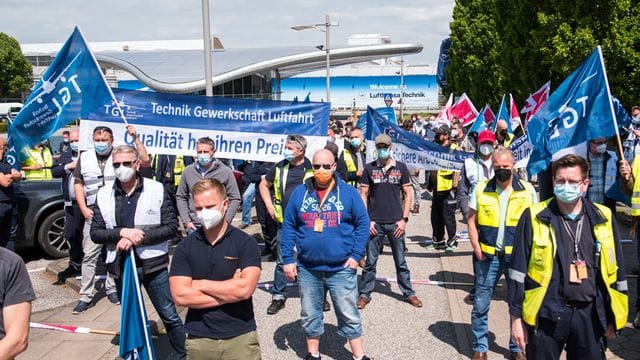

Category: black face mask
[499, 130, 508, 138]
[495, 168, 512, 182]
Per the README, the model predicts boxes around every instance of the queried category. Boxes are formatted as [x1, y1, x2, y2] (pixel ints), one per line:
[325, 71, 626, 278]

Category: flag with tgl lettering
[450, 93, 478, 126]
[8, 26, 120, 166]
[521, 81, 551, 126]
[526, 46, 618, 176]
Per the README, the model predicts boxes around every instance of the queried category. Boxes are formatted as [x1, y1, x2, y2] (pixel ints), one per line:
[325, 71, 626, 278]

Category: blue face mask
[94, 141, 110, 155]
[377, 148, 390, 160]
[70, 143, 78, 152]
[350, 138, 362, 148]
[633, 116, 640, 125]
[283, 149, 295, 162]
[554, 183, 583, 204]
[197, 154, 212, 167]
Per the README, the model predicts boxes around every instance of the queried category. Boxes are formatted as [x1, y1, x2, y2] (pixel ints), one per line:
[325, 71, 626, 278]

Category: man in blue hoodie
[282, 149, 372, 360]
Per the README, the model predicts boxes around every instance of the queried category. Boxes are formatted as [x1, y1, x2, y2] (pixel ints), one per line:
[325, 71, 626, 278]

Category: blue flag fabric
[492, 95, 511, 133]
[526, 46, 616, 176]
[612, 96, 631, 130]
[8, 26, 113, 165]
[120, 250, 156, 360]
[468, 105, 489, 134]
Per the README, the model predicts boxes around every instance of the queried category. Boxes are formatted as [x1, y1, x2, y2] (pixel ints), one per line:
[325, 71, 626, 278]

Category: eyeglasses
[113, 161, 135, 168]
[312, 164, 333, 170]
[554, 179, 583, 186]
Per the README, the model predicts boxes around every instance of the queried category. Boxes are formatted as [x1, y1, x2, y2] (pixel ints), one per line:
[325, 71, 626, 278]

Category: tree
[0, 32, 32, 100]
[446, 0, 640, 111]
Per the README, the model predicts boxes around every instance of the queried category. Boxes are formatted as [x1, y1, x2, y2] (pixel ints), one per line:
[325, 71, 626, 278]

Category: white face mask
[479, 144, 494, 156]
[114, 165, 136, 182]
[197, 208, 225, 230]
[595, 143, 607, 154]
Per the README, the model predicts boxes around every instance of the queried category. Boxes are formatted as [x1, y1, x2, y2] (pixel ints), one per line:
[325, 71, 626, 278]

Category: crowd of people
[1, 107, 640, 359]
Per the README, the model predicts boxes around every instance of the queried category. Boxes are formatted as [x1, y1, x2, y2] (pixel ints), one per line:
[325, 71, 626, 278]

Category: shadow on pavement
[273, 320, 352, 359]
[428, 320, 509, 358]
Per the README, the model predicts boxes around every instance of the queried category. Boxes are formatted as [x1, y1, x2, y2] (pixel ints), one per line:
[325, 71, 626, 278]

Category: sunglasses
[312, 164, 333, 170]
[113, 161, 135, 168]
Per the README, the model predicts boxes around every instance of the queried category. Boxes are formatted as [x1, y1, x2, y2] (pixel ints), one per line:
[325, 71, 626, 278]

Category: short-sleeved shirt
[265, 159, 311, 211]
[0, 161, 14, 201]
[0, 247, 36, 339]
[360, 160, 411, 223]
[169, 226, 261, 339]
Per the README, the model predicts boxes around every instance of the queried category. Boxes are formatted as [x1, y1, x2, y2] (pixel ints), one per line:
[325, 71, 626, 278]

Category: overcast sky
[1, 0, 453, 65]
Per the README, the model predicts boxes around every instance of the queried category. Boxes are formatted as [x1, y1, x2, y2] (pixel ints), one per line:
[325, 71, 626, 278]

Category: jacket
[281, 174, 370, 272]
[457, 155, 493, 219]
[242, 161, 272, 187]
[175, 160, 241, 224]
[508, 198, 627, 330]
[337, 143, 365, 186]
[51, 149, 78, 202]
[91, 175, 178, 276]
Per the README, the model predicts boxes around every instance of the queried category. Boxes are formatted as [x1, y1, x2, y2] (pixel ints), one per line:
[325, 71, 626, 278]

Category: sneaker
[72, 300, 92, 314]
[323, 298, 331, 312]
[57, 265, 81, 283]
[633, 311, 640, 328]
[426, 242, 446, 251]
[107, 292, 120, 305]
[267, 299, 285, 315]
[304, 353, 321, 360]
[360, 356, 373, 360]
[238, 223, 250, 229]
[445, 244, 458, 253]
[357, 296, 370, 310]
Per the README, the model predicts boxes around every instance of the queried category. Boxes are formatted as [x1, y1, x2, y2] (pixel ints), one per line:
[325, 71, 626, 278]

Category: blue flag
[492, 95, 511, 133]
[526, 46, 617, 176]
[120, 250, 156, 360]
[468, 104, 490, 134]
[612, 96, 631, 130]
[9, 26, 115, 165]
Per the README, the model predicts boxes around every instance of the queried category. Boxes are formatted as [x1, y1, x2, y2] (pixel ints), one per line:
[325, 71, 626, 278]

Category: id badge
[569, 262, 581, 284]
[575, 260, 588, 280]
[314, 218, 324, 232]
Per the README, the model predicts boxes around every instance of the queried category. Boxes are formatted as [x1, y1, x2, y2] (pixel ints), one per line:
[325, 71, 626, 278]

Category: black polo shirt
[0, 161, 14, 202]
[360, 159, 411, 223]
[169, 225, 261, 339]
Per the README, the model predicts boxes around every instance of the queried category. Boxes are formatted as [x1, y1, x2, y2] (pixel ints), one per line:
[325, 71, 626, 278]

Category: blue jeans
[471, 255, 520, 353]
[359, 223, 415, 300]
[242, 183, 255, 225]
[298, 266, 362, 339]
[272, 228, 288, 300]
[120, 268, 186, 359]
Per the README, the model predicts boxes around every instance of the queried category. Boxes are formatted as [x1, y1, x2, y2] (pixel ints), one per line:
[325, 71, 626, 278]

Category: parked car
[14, 179, 68, 258]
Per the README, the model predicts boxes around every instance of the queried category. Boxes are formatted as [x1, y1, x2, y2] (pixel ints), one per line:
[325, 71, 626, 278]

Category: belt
[564, 301, 591, 309]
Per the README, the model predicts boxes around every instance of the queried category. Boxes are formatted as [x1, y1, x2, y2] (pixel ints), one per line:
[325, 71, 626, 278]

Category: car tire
[37, 209, 69, 258]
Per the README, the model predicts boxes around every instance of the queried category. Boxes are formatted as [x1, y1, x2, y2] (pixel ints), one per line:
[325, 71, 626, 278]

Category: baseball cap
[375, 134, 392, 147]
[477, 129, 496, 144]
[435, 125, 451, 135]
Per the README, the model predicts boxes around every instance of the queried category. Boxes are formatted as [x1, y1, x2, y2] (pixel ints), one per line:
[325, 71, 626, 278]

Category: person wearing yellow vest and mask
[259, 134, 313, 315]
[428, 125, 460, 252]
[509, 154, 627, 359]
[620, 154, 640, 328]
[495, 120, 514, 148]
[337, 128, 365, 188]
[21, 141, 53, 180]
[467, 147, 536, 360]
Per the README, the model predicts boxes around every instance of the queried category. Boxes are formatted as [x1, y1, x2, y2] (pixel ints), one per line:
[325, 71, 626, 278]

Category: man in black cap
[428, 125, 460, 252]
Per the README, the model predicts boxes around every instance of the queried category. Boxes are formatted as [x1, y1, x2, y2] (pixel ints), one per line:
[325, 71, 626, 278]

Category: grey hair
[491, 146, 515, 163]
[197, 137, 216, 151]
[286, 134, 307, 151]
[112, 144, 139, 160]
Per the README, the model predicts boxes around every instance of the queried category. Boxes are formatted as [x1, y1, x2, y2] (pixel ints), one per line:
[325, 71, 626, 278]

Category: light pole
[291, 15, 339, 104]
[397, 57, 405, 122]
[201, 0, 213, 96]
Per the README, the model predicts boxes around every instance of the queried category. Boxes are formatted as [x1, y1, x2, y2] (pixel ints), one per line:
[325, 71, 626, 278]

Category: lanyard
[317, 179, 335, 213]
[560, 215, 584, 261]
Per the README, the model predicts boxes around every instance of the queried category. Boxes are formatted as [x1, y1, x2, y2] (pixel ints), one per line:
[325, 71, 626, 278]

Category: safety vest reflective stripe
[174, 156, 185, 186]
[24, 149, 53, 180]
[523, 200, 628, 330]
[631, 157, 640, 216]
[342, 149, 357, 186]
[273, 163, 313, 223]
[80, 151, 115, 206]
[476, 179, 535, 255]
[436, 143, 458, 192]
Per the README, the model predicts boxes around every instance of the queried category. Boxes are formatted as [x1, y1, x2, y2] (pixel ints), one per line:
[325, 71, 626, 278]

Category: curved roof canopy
[96, 43, 422, 94]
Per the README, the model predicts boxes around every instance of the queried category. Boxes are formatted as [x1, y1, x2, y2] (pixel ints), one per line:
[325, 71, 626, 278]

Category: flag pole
[597, 46, 627, 176]
[129, 248, 154, 360]
[76, 27, 129, 127]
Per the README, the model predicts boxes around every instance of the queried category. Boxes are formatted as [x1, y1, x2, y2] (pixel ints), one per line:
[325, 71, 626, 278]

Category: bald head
[70, 129, 80, 142]
[496, 120, 508, 131]
[313, 149, 335, 165]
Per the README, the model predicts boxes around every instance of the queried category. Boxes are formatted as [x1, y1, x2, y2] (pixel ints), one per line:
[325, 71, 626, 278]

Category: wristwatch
[403, 216, 409, 223]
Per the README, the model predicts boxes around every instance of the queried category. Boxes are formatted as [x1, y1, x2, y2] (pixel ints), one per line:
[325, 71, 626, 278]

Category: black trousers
[526, 302, 606, 360]
[65, 203, 85, 268]
[431, 191, 457, 245]
[0, 201, 17, 252]
[255, 191, 277, 250]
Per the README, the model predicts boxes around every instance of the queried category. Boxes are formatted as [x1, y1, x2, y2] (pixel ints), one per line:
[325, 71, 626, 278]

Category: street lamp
[201, 0, 213, 96]
[291, 15, 339, 104]
[395, 57, 405, 122]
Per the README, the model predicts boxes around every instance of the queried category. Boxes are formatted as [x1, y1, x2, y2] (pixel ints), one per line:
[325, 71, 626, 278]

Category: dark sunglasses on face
[113, 161, 135, 168]
[312, 164, 333, 170]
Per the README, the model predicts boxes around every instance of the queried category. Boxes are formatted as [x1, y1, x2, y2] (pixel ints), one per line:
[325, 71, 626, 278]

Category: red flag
[483, 105, 495, 125]
[509, 94, 522, 131]
[521, 81, 551, 125]
[434, 93, 453, 126]
[450, 93, 478, 126]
